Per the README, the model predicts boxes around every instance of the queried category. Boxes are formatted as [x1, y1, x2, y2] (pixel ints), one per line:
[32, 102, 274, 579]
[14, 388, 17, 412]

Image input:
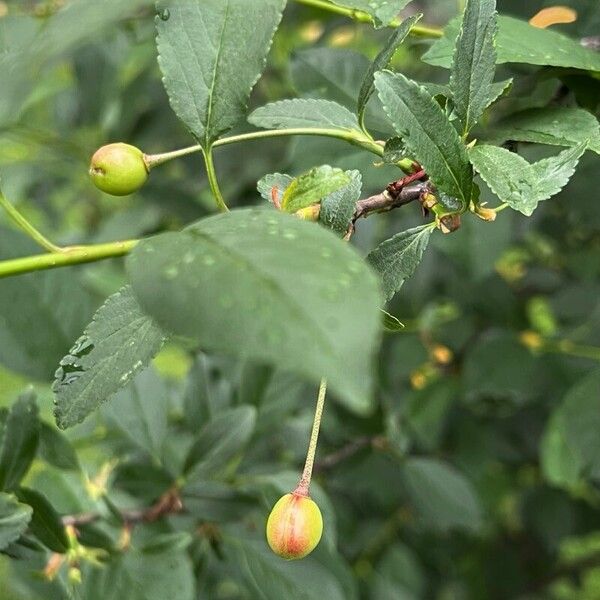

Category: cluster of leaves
[0, 0, 600, 598]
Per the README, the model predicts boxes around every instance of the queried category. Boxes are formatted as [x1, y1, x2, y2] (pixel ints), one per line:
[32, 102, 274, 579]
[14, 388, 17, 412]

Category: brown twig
[344, 179, 433, 240]
[62, 488, 183, 528]
[314, 435, 386, 472]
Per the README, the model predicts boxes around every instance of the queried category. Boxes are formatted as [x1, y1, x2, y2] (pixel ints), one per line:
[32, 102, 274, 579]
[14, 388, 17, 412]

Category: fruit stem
[203, 148, 229, 212]
[0, 191, 63, 253]
[296, 378, 328, 496]
[144, 127, 386, 171]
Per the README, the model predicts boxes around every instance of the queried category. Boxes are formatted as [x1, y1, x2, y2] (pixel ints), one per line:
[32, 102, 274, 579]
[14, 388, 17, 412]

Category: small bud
[68, 566, 82, 585]
[295, 204, 321, 221]
[520, 330, 543, 351]
[431, 344, 453, 365]
[474, 205, 497, 222]
[266, 492, 323, 560]
[89, 143, 148, 196]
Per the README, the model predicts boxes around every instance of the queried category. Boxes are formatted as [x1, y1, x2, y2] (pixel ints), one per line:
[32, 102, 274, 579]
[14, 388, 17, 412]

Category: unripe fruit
[89, 143, 148, 196]
[266, 492, 323, 560]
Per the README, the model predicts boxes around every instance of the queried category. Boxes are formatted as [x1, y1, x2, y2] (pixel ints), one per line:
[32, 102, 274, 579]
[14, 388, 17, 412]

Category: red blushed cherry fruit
[266, 492, 323, 560]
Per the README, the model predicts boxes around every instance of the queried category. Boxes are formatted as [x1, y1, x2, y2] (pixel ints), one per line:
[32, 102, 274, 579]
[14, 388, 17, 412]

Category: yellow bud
[519, 330, 544, 351]
[474, 205, 497, 222]
[431, 344, 453, 365]
[89, 143, 148, 196]
[266, 493, 323, 560]
[295, 204, 321, 221]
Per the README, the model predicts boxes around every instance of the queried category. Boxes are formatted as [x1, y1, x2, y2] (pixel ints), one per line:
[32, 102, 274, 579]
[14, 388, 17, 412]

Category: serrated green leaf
[532, 144, 588, 201]
[469, 145, 535, 213]
[0, 390, 39, 491]
[483, 78, 513, 111]
[403, 458, 483, 532]
[330, 0, 413, 27]
[469, 143, 586, 216]
[184, 406, 256, 479]
[0, 492, 32, 551]
[319, 170, 362, 236]
[423, 15, 600, 72]
[257, 173, 293, 206]
[374, 71, 473, 207]
[15, 487, 69, 553]
[282, 166, 351, 213]
[126, 209, 382, 414]
[249, 99, 360, 132]
[487, 107, 600, 154]
[53, 286, 167, 430]
[156, 0, 285, 147]
[357, 14, 421, 125]
[367, 224, 434, 301]
[449, 0, 497, 134]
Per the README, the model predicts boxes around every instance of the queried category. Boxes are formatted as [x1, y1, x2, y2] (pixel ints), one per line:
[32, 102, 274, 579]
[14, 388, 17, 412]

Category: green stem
[145, 127, 385, 169]
[296, 378, 328, 496]
[545, 340, 600, 362]
[292, 0, 444, 38]
[0, 192, 63, 253]
[203, 148, 228, 212]
[0, 240, 137, 279]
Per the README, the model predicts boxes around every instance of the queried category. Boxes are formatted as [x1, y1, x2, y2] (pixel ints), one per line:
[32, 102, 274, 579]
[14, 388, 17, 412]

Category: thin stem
[293, 0, 444, 38]
[203, 148, 228, 212]
[0, 240, 137, 279]
[144, 127, 385, 170]
[296, 378, 328, 496]
[0, 192, 63, 253]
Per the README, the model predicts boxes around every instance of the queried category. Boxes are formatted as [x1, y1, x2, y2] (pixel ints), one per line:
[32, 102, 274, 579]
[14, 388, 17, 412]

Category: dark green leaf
[225, 533, 354, 600]
[101, 367, 168, 460]
[53, 286, 167, 429]
[381, 310, 405, 332]
[0, 390, 39, 491]
[39, 423, 79, 471]
[156, 0, 286, 147]
[282, 166, 351, 213]
[184, 406, 256, 479]
[0, 492, 32, 551]
[249, 99, 360, 132]
[560, 369, 600, 474]
[81, 549, 195, 600]
[423, 15, 600, 72]
[0, 225, 96, 381]
[375, 71, 473, 206]
[357, 14, 422, 124]
[367, 225, 434, 301]
[487, 107, 600, 154]
[319, 170, 362, 236]
[449, 0, 497, 133]
[15, 487, 69, 553]
[126, 209, 382, 413]
[403, 457, 483, 532]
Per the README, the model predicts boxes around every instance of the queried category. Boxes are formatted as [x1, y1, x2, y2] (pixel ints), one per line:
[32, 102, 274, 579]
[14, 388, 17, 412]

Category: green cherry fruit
[89, 143, 148, 196]
[266, 492, 323, 560]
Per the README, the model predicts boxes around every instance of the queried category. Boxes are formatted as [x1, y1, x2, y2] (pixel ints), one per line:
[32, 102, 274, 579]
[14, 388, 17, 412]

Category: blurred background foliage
[1, 0, 600, 598]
